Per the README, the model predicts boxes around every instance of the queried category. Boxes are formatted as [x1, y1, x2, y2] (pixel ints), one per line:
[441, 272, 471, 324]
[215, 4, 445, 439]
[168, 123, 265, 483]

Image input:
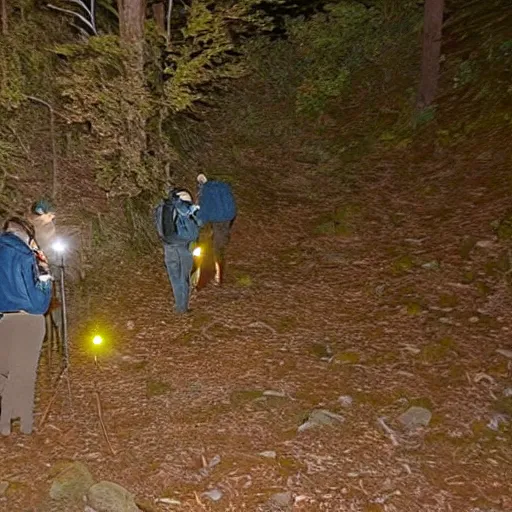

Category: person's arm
[20, 257, 52, 315]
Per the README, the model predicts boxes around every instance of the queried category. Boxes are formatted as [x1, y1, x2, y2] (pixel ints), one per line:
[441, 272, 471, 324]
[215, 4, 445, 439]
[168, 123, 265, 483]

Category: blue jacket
[197, 181, 237, 224]
[0, 233, 52, 315]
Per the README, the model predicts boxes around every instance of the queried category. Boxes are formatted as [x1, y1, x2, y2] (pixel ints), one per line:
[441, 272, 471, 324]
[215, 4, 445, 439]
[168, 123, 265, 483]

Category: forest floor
[1, 5, 512, 508]
[1, 101, 512, 512]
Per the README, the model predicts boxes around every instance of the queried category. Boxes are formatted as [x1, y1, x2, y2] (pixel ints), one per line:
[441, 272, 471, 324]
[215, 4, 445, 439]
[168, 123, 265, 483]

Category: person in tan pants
[0, 217, 52, 435]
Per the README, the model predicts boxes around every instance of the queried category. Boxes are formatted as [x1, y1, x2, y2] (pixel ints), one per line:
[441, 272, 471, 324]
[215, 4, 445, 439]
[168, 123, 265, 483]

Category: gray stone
[202, 488, 223, 502]
[298, 409, 344, 432]
[49, 461, 94, 502]
[271, 491, 293, 508]
[87, 481, 140, 512]
[421, 260, 440, 270]
[259, 450, 277, 459]
[398, 406, 432, 429]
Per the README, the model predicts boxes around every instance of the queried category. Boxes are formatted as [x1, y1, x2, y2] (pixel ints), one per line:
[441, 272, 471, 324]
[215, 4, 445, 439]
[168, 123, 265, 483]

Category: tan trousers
[0, 312, 46, 435]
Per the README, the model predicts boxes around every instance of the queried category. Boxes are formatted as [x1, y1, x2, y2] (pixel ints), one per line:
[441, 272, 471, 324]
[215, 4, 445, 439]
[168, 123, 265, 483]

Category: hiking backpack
[156, 194, 200, 244]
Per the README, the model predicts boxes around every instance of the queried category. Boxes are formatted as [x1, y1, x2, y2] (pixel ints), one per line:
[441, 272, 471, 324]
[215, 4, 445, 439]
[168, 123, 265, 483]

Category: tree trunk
[417, 0, 445, 109]
[1, 0, 7, 35]
[152, 2, 165, 33]
[116, 0, 147, 195]
[117, 0, 146, 44]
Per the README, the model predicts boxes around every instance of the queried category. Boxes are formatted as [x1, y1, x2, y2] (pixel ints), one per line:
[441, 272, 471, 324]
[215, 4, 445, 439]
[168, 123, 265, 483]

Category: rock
[298, 409, 344, 432]
[259, 450, 277, 459]
[503, 388, 512, 397]
[421, 260, 440, 270]
[0, 481, 9, 496]
[496, 348, 512, 359]
[398, 406, 432, 429]
[270, 491, 293, 508]
[338, 395, 353, 408]
[49, 461, 94, 502]
[87, 481, 140, 512]
[202, 488, 223, 502]
[476, 240, 493, 249]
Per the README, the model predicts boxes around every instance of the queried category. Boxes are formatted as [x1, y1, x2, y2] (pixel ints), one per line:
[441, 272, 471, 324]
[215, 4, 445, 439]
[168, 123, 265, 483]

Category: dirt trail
[1, 127, 511, 512]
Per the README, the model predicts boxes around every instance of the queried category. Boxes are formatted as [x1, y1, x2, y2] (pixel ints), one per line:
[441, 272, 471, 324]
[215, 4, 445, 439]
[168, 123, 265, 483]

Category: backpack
[156, 195, 200, 244]
[197, 181, 236, 224]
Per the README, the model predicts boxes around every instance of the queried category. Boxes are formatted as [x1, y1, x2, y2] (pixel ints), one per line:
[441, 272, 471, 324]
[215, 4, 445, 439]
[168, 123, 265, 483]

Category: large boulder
[87, 481, 140, 512]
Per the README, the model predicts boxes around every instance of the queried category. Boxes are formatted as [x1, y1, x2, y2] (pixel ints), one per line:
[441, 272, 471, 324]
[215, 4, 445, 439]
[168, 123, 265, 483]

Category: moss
[230, 389, 263, 406]
[392, 254, 415, 274]
[439, 294, 458, 308]
[236, 274, 253, 287]
[314, 204, 360, 236]
[475, 281, 492, 296]
[146, 379, 172, 397]
[309, 343, 331, 359]
[497, 212, 512, 241]
[334, 351, 360, 364]
[406, 301, 423, 315]
[420, 338, 457, 362]
[461, 269, 476, 284]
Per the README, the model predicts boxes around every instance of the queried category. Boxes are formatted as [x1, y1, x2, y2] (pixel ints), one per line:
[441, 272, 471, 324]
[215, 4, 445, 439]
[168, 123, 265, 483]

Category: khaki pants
[0, 312, 46, 435]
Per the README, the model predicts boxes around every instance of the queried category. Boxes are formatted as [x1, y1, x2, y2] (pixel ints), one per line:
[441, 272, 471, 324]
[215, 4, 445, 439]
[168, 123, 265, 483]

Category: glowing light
[92, 335, 103, 346]
[52, 239, 67, 253]
[192, 246, 202, 257]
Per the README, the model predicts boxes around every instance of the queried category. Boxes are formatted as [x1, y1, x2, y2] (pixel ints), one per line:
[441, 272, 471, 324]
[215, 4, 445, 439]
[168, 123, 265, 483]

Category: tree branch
[47, 3, 97, 34]
[166, 0, 173, 43]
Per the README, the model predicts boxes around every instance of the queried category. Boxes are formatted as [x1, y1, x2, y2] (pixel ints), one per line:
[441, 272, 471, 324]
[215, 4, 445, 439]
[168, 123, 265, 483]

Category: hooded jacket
[0, 233, 52, 315]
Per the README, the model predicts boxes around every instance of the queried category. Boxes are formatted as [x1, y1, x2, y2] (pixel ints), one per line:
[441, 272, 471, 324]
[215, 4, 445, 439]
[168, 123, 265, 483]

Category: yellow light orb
[192, 246, 202, 257]
[92, 335, 103, 346]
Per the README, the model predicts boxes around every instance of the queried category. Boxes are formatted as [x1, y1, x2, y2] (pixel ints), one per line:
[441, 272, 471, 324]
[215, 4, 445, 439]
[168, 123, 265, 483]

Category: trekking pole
[52, 239, 69, 369]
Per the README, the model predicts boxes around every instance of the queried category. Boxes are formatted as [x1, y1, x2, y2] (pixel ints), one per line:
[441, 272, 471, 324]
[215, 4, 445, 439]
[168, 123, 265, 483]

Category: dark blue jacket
[0, 233, 52, 315]
[197, 181, 237, 224]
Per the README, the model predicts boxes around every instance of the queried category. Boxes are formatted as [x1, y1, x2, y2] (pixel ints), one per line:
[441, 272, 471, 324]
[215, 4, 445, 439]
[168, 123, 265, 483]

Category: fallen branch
[38, 366, 69, 429]
[377, 417, 400, 446]
[94, 389, 116, 455]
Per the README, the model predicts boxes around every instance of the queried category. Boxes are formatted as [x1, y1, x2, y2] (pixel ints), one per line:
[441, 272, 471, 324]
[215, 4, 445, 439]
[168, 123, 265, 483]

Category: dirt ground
[1, 110, 512, 512]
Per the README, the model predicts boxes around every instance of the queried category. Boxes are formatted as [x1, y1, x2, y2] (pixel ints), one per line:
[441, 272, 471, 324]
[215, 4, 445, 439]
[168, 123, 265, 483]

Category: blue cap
[32, 199, 55, 215]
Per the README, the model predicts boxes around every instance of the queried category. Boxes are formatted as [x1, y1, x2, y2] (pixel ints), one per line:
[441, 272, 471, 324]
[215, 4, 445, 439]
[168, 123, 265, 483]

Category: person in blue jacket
[196, 173, 237, 285]
[0, 216, 53, 435]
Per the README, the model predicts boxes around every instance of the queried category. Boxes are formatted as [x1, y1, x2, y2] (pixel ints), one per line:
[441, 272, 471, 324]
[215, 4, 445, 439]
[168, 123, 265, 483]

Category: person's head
[30, 199, 56, 225]
[3, 216, 36, 244]
[197, 173, 207, 185]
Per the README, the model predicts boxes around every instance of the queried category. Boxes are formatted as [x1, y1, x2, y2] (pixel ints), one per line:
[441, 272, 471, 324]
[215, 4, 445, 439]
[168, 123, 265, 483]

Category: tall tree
[118, 0, 146, 45]
[1, 0, 7, 34]
[417, 0, 445, 108]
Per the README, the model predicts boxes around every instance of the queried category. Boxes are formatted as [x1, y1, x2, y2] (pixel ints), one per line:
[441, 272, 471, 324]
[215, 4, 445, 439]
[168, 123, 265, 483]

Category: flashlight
[92, 335, 103, 346]
[52, 239, 67, 254]
[192, 246, 202, 257]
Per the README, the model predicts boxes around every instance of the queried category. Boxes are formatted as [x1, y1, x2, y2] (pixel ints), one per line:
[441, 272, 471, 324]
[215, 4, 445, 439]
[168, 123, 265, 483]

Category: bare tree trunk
[152, 2, 165, 33]
[116, 0, 147, 191]
[1, 0, 7, 35]
[417, 0, 445, 109]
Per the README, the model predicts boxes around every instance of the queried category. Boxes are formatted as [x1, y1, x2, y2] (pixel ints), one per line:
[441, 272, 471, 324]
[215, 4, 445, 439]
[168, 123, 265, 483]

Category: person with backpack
[0, 216, 53, 435]
[154, 188, 201, 314]
[196, 173, 237, 285]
